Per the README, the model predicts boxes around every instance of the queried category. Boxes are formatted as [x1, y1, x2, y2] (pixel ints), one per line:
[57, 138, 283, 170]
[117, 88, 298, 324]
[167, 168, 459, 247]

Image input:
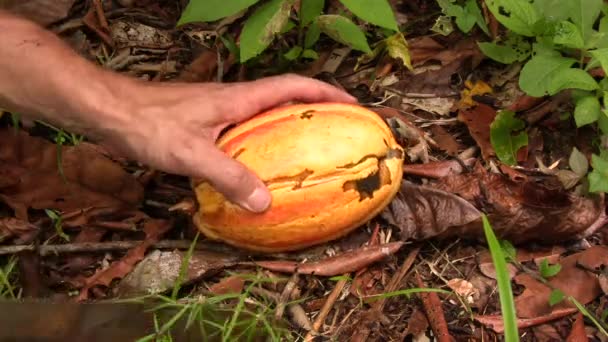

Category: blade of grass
[482, 214, 519, 342]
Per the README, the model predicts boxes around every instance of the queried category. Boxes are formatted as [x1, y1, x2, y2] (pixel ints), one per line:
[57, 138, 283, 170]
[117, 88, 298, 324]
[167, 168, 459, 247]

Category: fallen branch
[0, 239, 239, 256]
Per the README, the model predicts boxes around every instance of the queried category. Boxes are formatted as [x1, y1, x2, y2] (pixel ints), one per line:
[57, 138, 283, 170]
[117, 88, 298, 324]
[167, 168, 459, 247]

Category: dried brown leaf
[0, 217, 37, 243]
[380, 181, 482, 241]
[0, 0, 76, 25]
[474, 308, 578, 333]
[252, 242, 403, 276]
[566, 313, 588, 342]
[0, 129, 144, 220]
[457, 103, 496, 160]
[430, 125, 460, 156]
[209, 275, 245, 295]
[478, 246, 565, 280]
[402, 158, 476, 179]
[514, 246, 608, 318]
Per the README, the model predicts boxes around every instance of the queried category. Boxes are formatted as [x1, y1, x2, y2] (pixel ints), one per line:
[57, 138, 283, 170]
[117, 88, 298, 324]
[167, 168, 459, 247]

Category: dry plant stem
[275, 272, 300, 320]
[304, 274, 349, 341]
[0, 240, 241, 256]
[372, 246, 421, 312]
[93, 0, 110, 32]
[415, 272, 453, 342]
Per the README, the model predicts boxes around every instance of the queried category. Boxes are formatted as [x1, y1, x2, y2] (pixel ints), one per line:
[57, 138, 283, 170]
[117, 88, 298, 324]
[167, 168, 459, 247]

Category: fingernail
[243, 186, 272, 213]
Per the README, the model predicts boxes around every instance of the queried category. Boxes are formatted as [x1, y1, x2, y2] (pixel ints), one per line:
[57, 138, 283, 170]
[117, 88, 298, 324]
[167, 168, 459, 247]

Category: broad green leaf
[452, 5, 476, 33]
[478, 36, 531, 64]
[385, 32, 412, 70]
[532, 0, 570, 23]
[599, 110, 608, 134]
[177, 0, 260, 25]
[553, 20, 585, 49]
[304, 20, 321, 48]
[284, 46, 302, 60]
[589, 48, 608, 75]
[569, 147, 589, 176]
[490, 110, 528, 166]
[590, 17, 608, 49]
[338, 0, 399, 31]
[499, 240, 517, 263]
[240, 0, 294, 62]
[568, 0, 603, 42]
[549, 289, 566, 306]
[519, 54, 576, 97]
[464, 0, 490, 35]
[574, 95, 601, 127]
[589, 154, 608, 192]
[484, 0, 541, 36]
[547, 68, 598, 95]
[301, 49, 319, 59]
[300, 0, 324, 26]
[317, 14, 372, 53]
[539, 259, 562, 278]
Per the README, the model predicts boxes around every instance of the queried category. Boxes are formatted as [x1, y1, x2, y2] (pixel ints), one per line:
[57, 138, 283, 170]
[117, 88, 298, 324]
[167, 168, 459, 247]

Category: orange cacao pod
[192, 103, 404, 252]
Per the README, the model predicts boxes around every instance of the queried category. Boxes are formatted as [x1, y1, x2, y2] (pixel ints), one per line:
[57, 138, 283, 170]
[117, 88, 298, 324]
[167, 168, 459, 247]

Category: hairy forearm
[0, 10, 133, 139]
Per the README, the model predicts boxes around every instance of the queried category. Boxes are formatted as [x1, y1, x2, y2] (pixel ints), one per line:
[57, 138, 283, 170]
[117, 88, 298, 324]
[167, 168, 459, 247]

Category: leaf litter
[2, 0, 608, 340]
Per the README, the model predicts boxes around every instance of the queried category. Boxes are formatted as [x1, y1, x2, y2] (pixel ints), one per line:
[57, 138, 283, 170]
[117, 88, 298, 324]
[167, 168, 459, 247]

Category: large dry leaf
[0, 0, 76, 25]
[382, 164, 605, 244]
[457, 103, 497, 160]
[0, 129, 144, 220]
[514, 245, 608, 318]
[0, 217, 38, 243]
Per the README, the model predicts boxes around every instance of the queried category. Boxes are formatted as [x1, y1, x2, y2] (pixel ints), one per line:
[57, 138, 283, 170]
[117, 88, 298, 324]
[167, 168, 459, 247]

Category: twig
[415, 272, 453, 342]
[0, 240, 240, 256]
[275, 272, 299, 320]
[304, 274, 349, 341]
[372, 247, 421, 312]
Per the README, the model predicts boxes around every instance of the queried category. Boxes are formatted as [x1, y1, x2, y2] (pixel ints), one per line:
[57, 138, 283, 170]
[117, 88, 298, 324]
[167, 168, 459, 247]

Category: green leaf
[385, 32, 412, 70]
[518, 54, 576, 97]
[464, 0, 490, 35]
[177, 0, 260, 25]
[284, 45, 302, 60]
[599, 110, 608, 134]
[240, 0, 294, 62]
[490, 110, 528, 166]
[500, 239, 518, 263]
[549, 289, 566, 306]
[338, 0, 399, 31]
[553, 20, 585, 49]
[532, 0, 571, 23]
[568, 0, 603, 42]
[478, 35, 531, 64]
[300, 0, 324, 26]
[574, 95, 601, 127]
[569, 147, 589, 176]
[304, 20, 321, 48]
[589, 48, 608, 75]
[301, 49, 319, 59]
[589, 154, 608, 192]
[317, 14, 372, 53]
[454, 5, 476, 33]
[481, 215, 520, 342]
[547, 68, 598, 95]
[539, 258, 562, 278]
[484, 0, 541, 36]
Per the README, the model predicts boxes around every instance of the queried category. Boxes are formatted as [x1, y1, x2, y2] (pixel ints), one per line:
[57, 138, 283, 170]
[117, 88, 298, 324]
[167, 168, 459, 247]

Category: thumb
[195, 147, 272, 213]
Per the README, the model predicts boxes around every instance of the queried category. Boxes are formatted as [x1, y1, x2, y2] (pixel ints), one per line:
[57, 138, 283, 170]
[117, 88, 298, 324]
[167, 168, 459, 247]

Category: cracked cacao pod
[192, 103, 404, 252]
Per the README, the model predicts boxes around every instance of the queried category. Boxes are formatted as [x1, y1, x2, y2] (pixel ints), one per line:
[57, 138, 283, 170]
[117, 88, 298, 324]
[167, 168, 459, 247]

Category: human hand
[106, 74, 357, 213]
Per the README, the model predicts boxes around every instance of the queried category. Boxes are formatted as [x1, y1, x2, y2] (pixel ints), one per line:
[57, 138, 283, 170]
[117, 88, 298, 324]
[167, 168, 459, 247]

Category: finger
[228, 74, 358, 120]
[190, 145, 271, 213]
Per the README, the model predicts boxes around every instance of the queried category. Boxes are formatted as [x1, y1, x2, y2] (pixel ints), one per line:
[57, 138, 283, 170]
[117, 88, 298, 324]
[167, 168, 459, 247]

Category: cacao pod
[192, 103, 404, 252]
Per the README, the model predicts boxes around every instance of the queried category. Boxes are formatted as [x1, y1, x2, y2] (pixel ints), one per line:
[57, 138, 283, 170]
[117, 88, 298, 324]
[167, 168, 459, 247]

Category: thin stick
[0, 240, 239, 256]
[372, 246, 420, 312]
[304, 274, 349, 341]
